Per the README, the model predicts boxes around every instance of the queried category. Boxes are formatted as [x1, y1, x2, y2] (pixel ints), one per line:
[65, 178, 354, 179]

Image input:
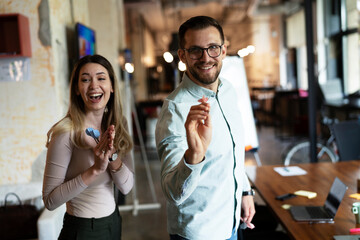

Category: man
[155, 16, 255, 240]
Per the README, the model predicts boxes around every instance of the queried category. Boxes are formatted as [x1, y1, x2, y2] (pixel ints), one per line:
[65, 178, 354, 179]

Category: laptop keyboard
[306, 206, 328, 218]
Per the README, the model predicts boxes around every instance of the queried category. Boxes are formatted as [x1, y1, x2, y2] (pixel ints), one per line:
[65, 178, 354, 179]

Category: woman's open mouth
[89, 93, 103, 102]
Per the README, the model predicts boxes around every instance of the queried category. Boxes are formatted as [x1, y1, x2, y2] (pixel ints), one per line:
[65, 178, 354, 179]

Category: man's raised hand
[184, 96, 212, 165]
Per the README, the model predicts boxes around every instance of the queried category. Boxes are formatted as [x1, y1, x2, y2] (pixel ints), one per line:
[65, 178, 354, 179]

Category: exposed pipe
[304, 0, 317, 163]
[248, 1, 302, 17]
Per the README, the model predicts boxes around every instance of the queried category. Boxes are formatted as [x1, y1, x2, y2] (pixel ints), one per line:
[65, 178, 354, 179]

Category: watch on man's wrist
[242, 189, 255, 197]
[109, 152, 118, 162]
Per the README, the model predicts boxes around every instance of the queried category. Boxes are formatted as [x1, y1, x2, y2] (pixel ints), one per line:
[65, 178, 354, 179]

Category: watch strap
[242, 189, 255, 196]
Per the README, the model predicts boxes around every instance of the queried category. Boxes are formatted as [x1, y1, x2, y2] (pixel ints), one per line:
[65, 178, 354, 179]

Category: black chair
[332, 120, 360, 161]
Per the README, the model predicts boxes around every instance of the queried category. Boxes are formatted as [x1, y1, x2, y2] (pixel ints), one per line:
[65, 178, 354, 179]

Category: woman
[43, 54, 134, 240]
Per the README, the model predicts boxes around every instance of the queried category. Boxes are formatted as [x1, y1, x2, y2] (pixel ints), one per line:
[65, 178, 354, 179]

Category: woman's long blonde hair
[46, 55, 133, 156]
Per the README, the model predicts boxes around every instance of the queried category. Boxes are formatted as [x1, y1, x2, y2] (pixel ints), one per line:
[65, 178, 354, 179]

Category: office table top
[246, 161, 360, 240]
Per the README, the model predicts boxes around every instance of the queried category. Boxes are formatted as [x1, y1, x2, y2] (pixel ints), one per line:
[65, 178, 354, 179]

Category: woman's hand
[93, 125, 115, 173]
[82, 125, 117, 185]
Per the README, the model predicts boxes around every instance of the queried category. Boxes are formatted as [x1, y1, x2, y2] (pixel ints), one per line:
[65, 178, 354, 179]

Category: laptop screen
[324, 177, 348, 216]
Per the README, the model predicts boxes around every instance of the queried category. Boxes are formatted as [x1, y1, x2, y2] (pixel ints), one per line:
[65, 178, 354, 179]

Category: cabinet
[0, 13, 31, 58]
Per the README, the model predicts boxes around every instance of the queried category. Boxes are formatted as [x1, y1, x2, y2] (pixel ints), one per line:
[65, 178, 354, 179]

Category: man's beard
[188, 62, 221, 86]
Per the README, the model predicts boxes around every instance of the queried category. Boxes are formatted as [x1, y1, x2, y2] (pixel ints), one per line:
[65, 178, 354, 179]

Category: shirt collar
[181, 73, 224, 99]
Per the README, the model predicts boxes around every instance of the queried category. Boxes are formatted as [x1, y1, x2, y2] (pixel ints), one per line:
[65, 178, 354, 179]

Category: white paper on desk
[274, 166, 307, 176]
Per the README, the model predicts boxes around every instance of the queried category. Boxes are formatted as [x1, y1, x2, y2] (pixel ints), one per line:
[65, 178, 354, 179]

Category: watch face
[112, 152, 118, 161]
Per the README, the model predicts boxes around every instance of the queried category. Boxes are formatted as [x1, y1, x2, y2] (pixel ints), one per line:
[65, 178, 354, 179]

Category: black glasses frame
[183, 45, 223, 60]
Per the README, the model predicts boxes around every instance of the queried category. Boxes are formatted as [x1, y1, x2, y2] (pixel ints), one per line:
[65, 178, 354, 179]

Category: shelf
[0, 13, 31, 58]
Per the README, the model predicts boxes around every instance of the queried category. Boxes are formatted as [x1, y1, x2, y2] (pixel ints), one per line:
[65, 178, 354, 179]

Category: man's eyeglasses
[183, 45, 223, 60]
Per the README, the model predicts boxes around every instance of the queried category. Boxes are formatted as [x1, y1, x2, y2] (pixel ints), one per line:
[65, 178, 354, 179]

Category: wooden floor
[121, 126, 293, 240]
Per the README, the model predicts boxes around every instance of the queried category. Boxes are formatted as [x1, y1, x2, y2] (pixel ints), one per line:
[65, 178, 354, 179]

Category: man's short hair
[178, 16, 224, 49]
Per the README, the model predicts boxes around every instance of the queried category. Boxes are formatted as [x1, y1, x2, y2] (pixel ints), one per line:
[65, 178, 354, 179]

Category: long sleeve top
[42, 130, 134, 218]
[155, 74, 251, 240]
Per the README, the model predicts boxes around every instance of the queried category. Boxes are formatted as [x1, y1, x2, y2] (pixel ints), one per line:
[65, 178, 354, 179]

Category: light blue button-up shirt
[155, 73, 251, 240]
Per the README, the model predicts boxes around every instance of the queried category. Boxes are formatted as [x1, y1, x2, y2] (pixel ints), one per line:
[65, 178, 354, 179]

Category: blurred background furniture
[251, 86, 276, 127]
[0, 182, 43, 210]
[332, 120, 360, 161]
[273, 89, 308, 139]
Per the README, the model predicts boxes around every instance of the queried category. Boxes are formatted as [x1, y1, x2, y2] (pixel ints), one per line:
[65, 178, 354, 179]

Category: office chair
[332, 120, 360, 161]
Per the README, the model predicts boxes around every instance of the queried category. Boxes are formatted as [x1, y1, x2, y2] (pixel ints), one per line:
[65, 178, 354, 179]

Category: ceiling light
[163, 52, 174, 63]
[125, 63, 134, 73]
[237, 49, 249, 58]
[247, 45, 255, 53]
[178, 61, 186, 72]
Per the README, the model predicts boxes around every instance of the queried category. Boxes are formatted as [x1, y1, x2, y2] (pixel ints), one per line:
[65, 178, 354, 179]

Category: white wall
[286, 9, 309, 90]
[344, 0, 360, 94]
[0, 0, 73, 184]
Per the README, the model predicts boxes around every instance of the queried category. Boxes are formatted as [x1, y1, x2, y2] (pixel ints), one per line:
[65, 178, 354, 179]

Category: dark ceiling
[124, 0, 303, 54]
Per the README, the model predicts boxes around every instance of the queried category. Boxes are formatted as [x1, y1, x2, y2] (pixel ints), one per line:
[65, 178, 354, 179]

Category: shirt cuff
[180, 156, 205, 177]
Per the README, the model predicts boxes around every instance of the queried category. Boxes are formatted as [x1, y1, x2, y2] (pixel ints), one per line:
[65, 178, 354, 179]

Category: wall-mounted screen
[76, 22, 96, 59]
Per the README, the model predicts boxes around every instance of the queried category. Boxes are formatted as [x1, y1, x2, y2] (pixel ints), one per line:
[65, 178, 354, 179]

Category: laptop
[290, 177, 348, 222]
[333, 236, 360, 240]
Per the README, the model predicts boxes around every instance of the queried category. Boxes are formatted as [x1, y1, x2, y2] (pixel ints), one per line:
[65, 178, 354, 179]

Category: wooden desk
[246, 161, 360, 240]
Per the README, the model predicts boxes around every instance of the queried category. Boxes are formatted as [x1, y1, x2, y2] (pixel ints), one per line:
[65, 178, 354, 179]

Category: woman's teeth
[89, 93, 103, 99]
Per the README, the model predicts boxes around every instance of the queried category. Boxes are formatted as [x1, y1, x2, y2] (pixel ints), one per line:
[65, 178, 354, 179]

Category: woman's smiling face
[77, 63, 113, 113]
